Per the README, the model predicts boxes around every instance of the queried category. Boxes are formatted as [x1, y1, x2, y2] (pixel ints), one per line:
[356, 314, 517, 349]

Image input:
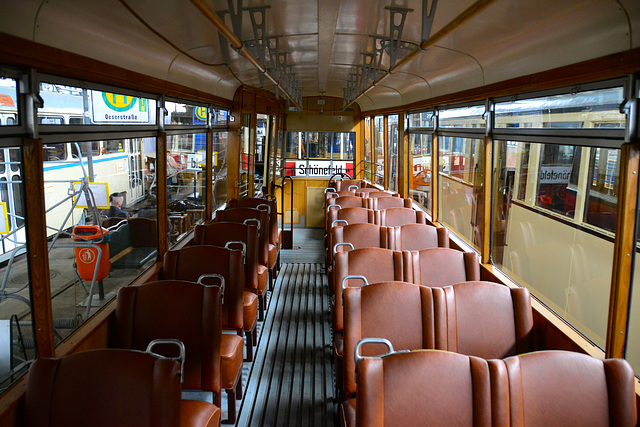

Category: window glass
[438, 136, 484, 249]
[239, 114, 251, 198]
[387, 115, 399, 192]
[45, 138, 157, 346]
[283, 131, 355, 178]
[373, 116, 384, 187]
[0, 147, 33, 391]
[0, 79, 18, 126]
[407, 111, 434, 128]
[212, 109, 228, 126]
[39, 83, 156, 126]
[165, 101, 206, 126]
[255, 114, 268, 195]
[494, 87, 625, 129]
[213, 131, 228, 209]
[409, 133, 432, 212]
[364, 117, 372, 182]
[167, 134, 207, 243]
[439, 105, 485, 128]
[492, 140, 618, 351]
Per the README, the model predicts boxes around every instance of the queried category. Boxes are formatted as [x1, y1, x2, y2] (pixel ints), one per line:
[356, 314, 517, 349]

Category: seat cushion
[243, 291, 258, 332]
[220, 334, 243, 389]
[180, 400, 220, 427]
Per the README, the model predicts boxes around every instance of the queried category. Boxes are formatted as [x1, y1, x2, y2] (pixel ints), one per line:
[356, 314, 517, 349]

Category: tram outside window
[0, 146, 33, 393]
[491, 139, 620, 353]
[44, 138, 158, 346]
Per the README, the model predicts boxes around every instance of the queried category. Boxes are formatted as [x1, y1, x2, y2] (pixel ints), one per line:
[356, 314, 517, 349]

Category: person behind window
[102, 192, 129, 218]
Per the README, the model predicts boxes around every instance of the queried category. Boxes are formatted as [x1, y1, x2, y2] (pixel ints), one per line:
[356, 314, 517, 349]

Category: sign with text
[539, 166, 572, 184]
[285, 160, 354, 177]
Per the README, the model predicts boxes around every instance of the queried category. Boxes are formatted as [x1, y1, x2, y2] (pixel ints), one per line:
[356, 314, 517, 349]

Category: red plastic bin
[72, 225, 111, 281]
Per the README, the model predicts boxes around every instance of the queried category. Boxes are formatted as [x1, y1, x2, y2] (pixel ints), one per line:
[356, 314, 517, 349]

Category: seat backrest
[370, 196, 412, 210]
[354, 188, 379, 197]
[356, 350, 493, 427]
[379, 207, 426, 226]
[228, 197, 278, 246]
[334, 179, 364, 191]
[390, 223, 449, 250]
[215, 207, 269, 265]
[163, 245, 244, 330]
[343, 281, 431, 396]
[366, 191, 397, 198]
[333, 248, 409, 332]
[489, 350, 637, 427]
[411, 248, 480, 286]
[326, 197, 371, 233]
[327, 207, 376, 230]
[127, 217, 157, 248]
[114, 280, 222, 394]
[332, 223, 389, 254]
[435, 281, 534, 358]
[193, 221, 259, 292]
[23, 349, 182, 427]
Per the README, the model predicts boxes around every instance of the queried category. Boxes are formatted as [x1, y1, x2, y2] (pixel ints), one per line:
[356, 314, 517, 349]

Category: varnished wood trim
[606, 142, 640, 358]
[23, 138, 55, 358]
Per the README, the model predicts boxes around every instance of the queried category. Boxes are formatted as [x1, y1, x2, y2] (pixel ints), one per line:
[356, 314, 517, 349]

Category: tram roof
[0, 0, 638, 112]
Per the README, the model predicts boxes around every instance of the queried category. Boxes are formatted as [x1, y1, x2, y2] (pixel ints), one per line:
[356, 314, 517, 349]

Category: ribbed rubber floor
[235, 262, 336, 427]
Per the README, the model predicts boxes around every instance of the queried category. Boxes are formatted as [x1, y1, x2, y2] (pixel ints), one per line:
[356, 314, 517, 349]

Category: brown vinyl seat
[411, 247, 480, 286]
[162, 246, 245, 424]
[370, 196, 412, 210]
[228, 197, 280, 276]
[327, 223, 390, 293]
[332, 248, 410, 396]
[193, 221, 264, 359]
[215, 207, 274, 290]
[113, 280, 222, 424]
[489, 350, 637, 427]
[23, 348, 220, 427]
[377, 206, 426, 226]
[340, 280, 534, 424]
[388, 223, 449, 250]
[325, 207, 377, 263]
[355, 348, 493, 427]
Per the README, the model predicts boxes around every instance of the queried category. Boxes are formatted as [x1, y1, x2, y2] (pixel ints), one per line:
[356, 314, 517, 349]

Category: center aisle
[235, 228, 337, 426]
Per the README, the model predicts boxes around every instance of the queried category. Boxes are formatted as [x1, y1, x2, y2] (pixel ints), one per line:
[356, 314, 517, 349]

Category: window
[492, 140, 619, 352]
[494, 87, 625, 129]
[438, 136, 484, 249]
[373, 116, 384, 187]
[167, 134, 206, 243]
[408, 111, 434, 211]
[0, 78, 18, 127]
[39, 83, 156, 126]
[387, 115, 399, 192]
[363, 117, 372, 182]
[0, 146, 33, 392]
[283, 131, 355, 178]
[45, 138, 158, 347]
